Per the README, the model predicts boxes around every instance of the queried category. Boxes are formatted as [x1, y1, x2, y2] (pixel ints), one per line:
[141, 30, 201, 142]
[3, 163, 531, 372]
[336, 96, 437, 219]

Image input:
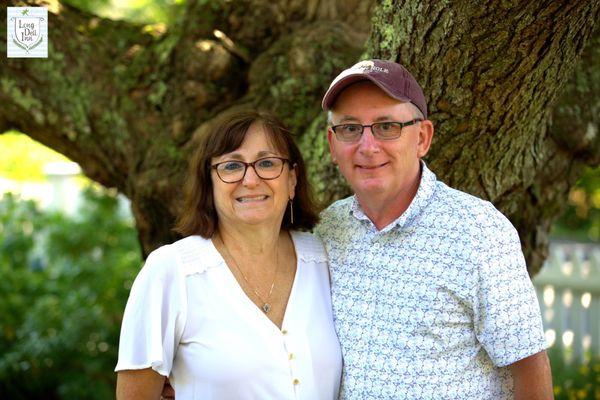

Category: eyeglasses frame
[330, 119, 424, 142]
[211, 156, 294, 184]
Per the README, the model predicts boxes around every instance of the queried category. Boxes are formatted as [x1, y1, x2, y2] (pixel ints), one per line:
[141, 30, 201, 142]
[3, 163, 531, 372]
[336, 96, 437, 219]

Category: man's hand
[508, 350, 553, 400]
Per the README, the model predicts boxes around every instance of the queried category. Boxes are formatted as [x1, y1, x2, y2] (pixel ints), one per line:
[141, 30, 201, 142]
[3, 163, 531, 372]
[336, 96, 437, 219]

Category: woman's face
[211, 122, 297, 230]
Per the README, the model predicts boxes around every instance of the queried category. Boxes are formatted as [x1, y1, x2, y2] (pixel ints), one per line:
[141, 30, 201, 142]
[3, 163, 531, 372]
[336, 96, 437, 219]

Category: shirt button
[281, 329, 288, 335]
[288, 353, 295, 360]
[293, 379, 300, 385]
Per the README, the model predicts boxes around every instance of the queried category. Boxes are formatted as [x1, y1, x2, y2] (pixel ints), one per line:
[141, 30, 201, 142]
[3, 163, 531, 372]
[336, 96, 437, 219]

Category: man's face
[327, 81, 433, 205]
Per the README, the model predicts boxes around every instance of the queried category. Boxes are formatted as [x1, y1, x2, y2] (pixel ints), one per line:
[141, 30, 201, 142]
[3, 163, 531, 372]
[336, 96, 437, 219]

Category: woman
[115, 111, 342, 399]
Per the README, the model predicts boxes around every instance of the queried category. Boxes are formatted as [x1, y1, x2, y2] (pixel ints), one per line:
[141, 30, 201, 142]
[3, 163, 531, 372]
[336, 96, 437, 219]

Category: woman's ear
[288, 164, 298, 199]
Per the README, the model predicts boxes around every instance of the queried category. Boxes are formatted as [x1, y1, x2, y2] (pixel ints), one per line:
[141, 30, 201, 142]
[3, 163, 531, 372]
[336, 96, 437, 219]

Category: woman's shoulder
[290, 231, 328, 264]
[145, 235, 223, 278]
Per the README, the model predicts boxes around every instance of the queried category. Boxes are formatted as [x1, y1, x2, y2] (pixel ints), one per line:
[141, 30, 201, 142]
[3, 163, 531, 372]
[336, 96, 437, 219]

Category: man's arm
[508, 350, 553, 400]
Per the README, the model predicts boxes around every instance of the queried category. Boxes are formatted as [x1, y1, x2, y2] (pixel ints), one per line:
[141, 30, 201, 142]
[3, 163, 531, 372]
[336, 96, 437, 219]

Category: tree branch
[2, 0, 158, 189]
[1, 0, 371, 255]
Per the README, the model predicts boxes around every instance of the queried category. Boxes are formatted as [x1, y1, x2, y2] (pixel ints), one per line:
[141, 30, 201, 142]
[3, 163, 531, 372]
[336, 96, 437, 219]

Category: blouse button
[288, 353, 295, 360]
[293, 379, 300, 385]
[281, 329, 288, 335]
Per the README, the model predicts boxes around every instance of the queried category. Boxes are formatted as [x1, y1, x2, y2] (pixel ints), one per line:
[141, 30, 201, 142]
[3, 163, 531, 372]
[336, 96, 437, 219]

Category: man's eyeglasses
[211, 156, 292, 183]
[330, 119, 423, 142]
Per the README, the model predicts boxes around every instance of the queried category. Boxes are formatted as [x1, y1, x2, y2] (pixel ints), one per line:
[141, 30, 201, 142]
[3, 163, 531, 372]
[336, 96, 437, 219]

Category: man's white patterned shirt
[315, 163, 546, 399]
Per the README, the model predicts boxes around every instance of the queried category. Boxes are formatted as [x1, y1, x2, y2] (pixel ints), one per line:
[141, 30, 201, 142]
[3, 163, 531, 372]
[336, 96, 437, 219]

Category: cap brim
[321, 73, 411, 111]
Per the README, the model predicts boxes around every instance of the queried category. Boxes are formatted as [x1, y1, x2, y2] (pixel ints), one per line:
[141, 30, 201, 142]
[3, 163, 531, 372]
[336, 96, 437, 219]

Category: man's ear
[327, 128, 337, 164]
[417, 120, 434, 158]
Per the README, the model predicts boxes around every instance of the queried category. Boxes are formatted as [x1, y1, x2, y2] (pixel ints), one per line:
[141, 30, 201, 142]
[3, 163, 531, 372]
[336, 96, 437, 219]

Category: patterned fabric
[315, 163, 546, 400]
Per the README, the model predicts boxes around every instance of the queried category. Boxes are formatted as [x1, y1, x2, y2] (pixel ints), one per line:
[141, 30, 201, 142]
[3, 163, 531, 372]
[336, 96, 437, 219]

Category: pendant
[262, 303, 271, 313]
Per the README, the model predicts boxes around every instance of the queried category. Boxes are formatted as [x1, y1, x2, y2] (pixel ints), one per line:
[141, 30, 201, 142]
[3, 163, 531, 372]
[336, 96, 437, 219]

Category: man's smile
[356, 162, 389, 170]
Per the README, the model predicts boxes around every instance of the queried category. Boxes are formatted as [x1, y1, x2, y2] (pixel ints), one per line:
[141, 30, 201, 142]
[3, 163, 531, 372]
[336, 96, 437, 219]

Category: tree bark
[1, 0, 598, 275]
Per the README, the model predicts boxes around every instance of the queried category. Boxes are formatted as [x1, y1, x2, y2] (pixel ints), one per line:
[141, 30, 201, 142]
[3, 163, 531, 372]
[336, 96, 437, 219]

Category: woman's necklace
[217, 235, 280, 314]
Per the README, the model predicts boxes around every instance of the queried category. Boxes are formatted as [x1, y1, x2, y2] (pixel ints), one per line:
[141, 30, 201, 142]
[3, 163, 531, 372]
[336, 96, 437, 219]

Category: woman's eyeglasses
[211, 156, 292, 183]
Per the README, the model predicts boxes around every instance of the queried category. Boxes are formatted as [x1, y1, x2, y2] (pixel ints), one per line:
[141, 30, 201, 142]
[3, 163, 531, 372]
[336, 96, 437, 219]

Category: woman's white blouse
[115, 231, 342, 400]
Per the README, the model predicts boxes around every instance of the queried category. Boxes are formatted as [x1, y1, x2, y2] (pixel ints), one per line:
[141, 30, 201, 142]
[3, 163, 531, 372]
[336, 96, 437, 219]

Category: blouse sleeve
[115, 245, 187, 377]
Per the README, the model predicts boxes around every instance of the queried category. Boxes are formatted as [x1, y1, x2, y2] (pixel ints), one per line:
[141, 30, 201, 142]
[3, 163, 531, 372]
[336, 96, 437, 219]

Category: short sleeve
[115, 245, 187, 376]
[473, 204, 547, 367]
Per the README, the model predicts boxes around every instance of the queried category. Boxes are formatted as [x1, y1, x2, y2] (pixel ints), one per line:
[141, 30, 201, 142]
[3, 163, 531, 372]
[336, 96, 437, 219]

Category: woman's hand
[116, 368, 166, 400]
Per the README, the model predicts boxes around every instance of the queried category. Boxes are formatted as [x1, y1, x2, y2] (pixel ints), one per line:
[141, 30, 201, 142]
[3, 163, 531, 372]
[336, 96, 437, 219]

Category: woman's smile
[236, 194, 269, 203]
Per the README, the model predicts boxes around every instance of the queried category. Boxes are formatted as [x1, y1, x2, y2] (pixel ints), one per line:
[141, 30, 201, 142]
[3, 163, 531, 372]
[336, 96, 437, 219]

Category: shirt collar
[350, 161, 437, 232]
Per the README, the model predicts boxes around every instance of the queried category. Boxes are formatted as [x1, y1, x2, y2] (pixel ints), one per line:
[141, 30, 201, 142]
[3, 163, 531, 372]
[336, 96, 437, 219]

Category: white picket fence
[533, 241, 600, 363]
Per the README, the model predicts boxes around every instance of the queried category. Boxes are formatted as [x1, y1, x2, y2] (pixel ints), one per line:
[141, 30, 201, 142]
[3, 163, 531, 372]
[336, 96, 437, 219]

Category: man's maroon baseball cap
[321, 59, 428, 119]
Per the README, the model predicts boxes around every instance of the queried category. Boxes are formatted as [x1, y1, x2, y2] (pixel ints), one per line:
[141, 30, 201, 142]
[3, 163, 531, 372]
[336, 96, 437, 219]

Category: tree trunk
[1, 0, 599, 275]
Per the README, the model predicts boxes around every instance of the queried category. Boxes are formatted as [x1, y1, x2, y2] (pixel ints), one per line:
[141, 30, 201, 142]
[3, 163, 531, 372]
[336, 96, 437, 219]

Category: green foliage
[552, 166, 600, 242]
[550, 349, 600, 400]
[0, 131, 70, 181]
[61, 0, 185, 24]
[0, 187, 141, 399]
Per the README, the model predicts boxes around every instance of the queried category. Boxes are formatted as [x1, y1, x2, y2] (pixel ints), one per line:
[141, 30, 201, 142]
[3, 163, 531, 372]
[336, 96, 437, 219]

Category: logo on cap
[351, 60, 389, 74]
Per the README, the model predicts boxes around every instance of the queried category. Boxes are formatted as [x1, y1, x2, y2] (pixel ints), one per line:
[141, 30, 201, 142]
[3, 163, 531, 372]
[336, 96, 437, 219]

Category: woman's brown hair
[174, 111, 319, 238]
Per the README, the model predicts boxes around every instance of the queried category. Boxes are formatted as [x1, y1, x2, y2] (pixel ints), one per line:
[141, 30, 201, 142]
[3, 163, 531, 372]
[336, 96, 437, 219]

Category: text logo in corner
[7, 7, 48, 58]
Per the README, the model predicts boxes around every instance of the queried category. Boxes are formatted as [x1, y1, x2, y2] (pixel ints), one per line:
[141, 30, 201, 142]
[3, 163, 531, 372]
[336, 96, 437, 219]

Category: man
[315, 59, 553, 399]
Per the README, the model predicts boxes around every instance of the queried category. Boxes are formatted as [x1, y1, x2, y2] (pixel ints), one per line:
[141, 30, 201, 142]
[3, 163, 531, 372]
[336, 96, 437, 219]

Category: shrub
[0, 187, 141, 399]
[550, 348, 600, 400]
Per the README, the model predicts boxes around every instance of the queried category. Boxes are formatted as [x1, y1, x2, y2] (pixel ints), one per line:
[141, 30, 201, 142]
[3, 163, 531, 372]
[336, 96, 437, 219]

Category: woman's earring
[289, 198, 294, 225]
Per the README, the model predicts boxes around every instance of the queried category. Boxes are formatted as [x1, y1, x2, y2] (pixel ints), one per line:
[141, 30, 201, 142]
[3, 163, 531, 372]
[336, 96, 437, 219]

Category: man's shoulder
[433, 181, 517, 237]
[434, 181, 503, 219]
[319, 196, 353, 221]
[434, 180, 487, 207]
[315, 196, 354, 238]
